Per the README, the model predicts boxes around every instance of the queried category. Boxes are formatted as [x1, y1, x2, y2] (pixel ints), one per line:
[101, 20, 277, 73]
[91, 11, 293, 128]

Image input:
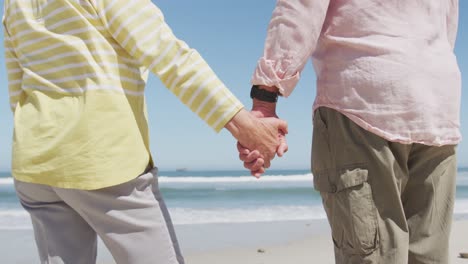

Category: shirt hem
[312, 104, 461, 147]
[213, 103, 244, 133]
[12, 157, 151, 190]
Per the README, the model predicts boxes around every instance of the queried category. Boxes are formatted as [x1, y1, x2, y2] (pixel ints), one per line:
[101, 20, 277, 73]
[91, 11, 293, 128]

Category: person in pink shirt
[239, 0, 461, 263]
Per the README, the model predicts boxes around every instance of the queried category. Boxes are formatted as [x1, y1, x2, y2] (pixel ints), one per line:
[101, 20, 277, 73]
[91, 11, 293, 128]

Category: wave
[0, 205, 325, 229]
[0, 174, 313, 186]
[1, 170, 466, 186]
[0, 178, 13, 185]
[3, 199, 468, 229]
[0, 210, 31, 230]
[457, 171, 468, 186]
[170, 205, 326, 225]
[158, 174, 313, 183]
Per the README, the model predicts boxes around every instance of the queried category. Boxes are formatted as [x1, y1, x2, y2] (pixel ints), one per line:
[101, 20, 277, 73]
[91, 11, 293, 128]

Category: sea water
[1, 168, 468, 229]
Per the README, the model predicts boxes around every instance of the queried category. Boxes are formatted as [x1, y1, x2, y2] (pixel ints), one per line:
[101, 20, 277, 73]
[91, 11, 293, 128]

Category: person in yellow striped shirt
[3, 0, 288, 263]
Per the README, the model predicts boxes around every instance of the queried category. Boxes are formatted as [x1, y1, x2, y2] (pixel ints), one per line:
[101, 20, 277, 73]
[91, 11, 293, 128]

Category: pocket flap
[314, 166, 368, 193]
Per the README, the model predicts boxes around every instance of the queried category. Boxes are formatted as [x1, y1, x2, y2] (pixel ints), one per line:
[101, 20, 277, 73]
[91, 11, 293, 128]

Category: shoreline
[3, 219, 468, 264]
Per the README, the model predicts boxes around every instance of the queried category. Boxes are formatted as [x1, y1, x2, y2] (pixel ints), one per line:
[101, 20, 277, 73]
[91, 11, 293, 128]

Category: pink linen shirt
[252, 0, 462, 146]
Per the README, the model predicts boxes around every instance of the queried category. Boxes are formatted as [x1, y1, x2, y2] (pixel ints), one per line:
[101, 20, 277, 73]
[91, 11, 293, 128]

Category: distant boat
[175, 168, 188, 172]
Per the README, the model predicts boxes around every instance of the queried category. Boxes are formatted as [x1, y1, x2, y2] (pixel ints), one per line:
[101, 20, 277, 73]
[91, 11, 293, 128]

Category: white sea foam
[0, 175, 313, 187]
[158, 174, 313, 183]
[3, 199, 468, 229]
[0, 177, 13, 185]
[0, 210, 32, 230]
[454, 198, 468, 214]
[157, 174, 314, 190]
[1, 171, 466, 185]
[0, 206, 325, 230]
[457, 171, 468, 186]
[169, 205, 327, 225]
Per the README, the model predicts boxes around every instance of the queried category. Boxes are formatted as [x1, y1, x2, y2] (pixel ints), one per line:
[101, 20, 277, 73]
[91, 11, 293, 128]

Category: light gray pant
[312, 107, 457, 264]
[15, 168, 184, 264]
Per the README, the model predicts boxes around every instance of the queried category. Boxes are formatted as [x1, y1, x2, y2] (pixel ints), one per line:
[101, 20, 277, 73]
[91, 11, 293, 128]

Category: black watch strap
[250, 85, 279, 103]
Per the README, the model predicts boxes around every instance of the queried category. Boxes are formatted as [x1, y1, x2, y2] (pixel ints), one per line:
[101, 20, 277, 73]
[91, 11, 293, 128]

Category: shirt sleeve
[446, 0, 459, 50]
[90, 0, 243, 132]
[251, 0, 330, 97]
[3, 29, 23, 113]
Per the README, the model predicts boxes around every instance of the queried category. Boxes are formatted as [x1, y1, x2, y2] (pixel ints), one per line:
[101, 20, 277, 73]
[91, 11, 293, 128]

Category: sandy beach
[3, 219, 468, 264]
[186, 220, 468, 264]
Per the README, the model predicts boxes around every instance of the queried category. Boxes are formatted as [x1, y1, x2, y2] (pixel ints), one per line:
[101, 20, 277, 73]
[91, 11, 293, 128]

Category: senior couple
[3, 0, 461, 263]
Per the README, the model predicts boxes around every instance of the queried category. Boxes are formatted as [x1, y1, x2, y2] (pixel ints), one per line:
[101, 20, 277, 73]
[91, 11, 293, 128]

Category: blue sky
[0, 1, 467, 171]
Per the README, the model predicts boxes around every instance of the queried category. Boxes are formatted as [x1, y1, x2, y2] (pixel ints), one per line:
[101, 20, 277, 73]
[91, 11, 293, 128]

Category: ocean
[1, 168, 468, 230]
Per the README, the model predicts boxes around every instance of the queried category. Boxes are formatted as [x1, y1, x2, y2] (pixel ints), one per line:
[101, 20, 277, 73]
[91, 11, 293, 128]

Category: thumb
[276, 119, 288, 135]
[265, 117, 288, 134]
[237, 141, 250, 155]
[277, 135, 289, 157]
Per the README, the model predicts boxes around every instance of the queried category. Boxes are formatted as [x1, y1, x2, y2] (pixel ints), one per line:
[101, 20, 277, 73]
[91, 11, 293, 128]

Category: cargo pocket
[314, 166, 379, 255]
[312, 107, 333, 171]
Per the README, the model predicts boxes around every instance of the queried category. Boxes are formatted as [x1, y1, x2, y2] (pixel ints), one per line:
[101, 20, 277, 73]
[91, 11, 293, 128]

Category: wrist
[224, 109, 254, 139]
[250, 85, 279, 117]
[252, 99, 277, 118]
[250, 85, 279, 103]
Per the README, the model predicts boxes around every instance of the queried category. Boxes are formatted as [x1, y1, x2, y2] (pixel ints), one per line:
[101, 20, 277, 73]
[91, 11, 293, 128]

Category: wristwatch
[250, 85, 279, 103]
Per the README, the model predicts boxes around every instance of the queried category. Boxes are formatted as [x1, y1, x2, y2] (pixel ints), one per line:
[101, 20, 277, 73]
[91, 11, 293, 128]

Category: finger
[236, 142, 250, 155]
[244, 158, 264, 171]
[245, 150, 262, 163]
[277, 135, 288, 157]
[239, 152, 248, 161]
[276, 119, 288, 135]
[264, 159, 271, 169]
[251, 166, 265, 178]
[277, 142, 288, 157]
[237, 142, 253, 161]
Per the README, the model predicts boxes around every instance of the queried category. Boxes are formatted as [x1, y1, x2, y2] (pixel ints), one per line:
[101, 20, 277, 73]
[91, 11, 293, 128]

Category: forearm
[94, 0, 243, 131]
[252, 0, 330, 97]
[224, 109, 254, 140]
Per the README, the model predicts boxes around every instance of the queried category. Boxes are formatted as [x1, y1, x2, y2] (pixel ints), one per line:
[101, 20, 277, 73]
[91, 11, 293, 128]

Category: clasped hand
[226, 107, 288, 178]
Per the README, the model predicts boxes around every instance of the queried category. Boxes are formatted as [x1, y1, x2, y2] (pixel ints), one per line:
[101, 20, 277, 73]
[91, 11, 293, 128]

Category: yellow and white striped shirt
[3, 0, 243, 189]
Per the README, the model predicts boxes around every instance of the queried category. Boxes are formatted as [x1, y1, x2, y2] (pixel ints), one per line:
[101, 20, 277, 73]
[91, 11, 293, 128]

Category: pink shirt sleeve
[251, 0, 330, 97]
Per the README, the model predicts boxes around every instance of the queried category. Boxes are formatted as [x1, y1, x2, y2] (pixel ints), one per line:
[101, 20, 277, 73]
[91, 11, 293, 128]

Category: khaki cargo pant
[312, 107, 457, 264]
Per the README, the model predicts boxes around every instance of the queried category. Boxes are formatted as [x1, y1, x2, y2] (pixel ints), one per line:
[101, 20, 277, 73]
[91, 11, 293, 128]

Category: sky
[0, 1, 467, 171]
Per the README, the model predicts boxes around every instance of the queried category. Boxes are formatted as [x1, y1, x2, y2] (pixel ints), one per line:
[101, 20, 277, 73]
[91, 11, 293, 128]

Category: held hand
[237, 143, 266, 177]
[225, 109, 288, 177]
[250, 102, 289, 157]
[237, 100, 289, 177]
[237, 131, 288, 176]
